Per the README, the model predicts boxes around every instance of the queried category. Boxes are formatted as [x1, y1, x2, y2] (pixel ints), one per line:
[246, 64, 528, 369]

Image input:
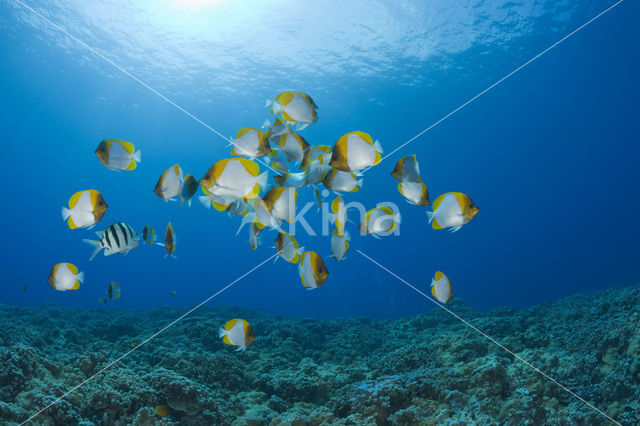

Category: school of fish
[51, 90, 479, 350]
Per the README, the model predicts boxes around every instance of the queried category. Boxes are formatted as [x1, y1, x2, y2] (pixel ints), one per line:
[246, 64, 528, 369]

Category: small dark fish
[21, 284, 27, 292]
[108, 281, 120, 300]
[180, 175, 199, 207]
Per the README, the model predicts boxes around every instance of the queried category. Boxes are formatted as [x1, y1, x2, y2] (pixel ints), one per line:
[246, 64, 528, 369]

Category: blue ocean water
[0, 0, 638, 320]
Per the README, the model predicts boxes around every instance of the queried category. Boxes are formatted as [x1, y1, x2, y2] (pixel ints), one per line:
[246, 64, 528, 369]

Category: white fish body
[431, 272, 452, 304]
[331, 230, 350, 261]
[345, 134, 382, 171]
[210, 160, 268, 199]
[325, 170, 362, 192]
[155, 165, 184, 201]
[218, 322, 247, 350]
[107, 141, 139, 170]
[63, 191, 97, 228]
[49, 263, 84, 291]
[430, 193, 466, 229]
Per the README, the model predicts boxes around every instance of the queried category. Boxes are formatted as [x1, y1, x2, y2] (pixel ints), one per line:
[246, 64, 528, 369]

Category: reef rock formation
[1, 285, 639, 424]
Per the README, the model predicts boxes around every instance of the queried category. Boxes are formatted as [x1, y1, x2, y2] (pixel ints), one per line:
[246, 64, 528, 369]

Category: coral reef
[1, 285, 639, 424]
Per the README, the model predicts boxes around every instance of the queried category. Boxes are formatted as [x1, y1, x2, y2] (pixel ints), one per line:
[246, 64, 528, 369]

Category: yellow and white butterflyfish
[398, 180, 430, 206]
[267, 148, 289, 174]
[427, 192, 479, 232]
[298, 251, 329, 290]
[360, 206, 401, 237]
[94, 139, 141, 171]
[275, 231, 304, 264]
[331, 229, 350, 262]
[274, 171, 307, 189]
[322, 169, 362, 193]
[153, 164, 184, 202]
[48, 263, 84, 291]
[330, 131, 382, 172]
[219, 319, 255, 351]
[263, 187, 298, 224]
[277, 133, 310, 165]
[230, 127, 271, 158]
[305, 157, 329, 186]
[248, 220, 263, 250]
[180, 175, 200, 207]
[61, 189, 108, 230]
[390, 154, 421, 183]
[431, 271, 452, 304]
[329, 195, 347, 235]
[199, 158, 268, 200]
[267, 91, 318, 130]
[263, 117, 293, 142]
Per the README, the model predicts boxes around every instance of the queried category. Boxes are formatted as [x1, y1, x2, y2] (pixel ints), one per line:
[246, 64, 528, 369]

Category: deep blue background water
[0, 0, 638, 318]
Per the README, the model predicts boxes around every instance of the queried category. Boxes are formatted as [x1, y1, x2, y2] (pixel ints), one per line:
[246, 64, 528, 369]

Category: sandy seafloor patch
[1, 285, 639, 425]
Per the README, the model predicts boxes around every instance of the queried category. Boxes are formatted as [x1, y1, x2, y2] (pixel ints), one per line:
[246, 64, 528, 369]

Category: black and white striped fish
[83, 222, 139, 261]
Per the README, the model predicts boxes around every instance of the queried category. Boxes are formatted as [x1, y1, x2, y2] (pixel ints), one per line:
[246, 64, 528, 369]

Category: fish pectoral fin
[449, 226, 462, 233]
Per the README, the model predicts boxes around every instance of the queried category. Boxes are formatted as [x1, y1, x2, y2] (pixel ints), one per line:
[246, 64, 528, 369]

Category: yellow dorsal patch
[70, 281, 80, 290]
[431, 286, 437, 298]
[379, 206, 394, 216]
[352, 131, 373, 144]
[432, 194, 445, 212]
[435, 271, 444, 281]
[225, 318, 240, 330]
[68, 190, 85, 209]
[432, 217, 444, 229]
[452, 192, 470, 209]
[239, 158, 260, 177]
[67, 263, 78, 274]
[279, 91, 296, 106]
[222, 335, 232, 345]
[118, 140, 135, 154]
[237, 127, 253, 138]
[397, 183, 405, 196]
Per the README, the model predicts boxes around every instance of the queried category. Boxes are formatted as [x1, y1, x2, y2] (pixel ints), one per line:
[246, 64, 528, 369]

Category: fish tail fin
[187, 199, 192, 208]
[76, 271, 85, 283]
[218, 327, 227, 339]
[256, 171, 269, 190]
[133, 150, 141, 163]
[426, 211, 434, 224]
[198, 196, 212, 209]
[373, 140, 383, 154]
[262, 118, 271, 129]
[61, 207, 71, 221]
[265, 99, 273, 108]
[82, 239, 102, 261]
[295, 122, 309, 131]
[356, 179, 363, 188]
